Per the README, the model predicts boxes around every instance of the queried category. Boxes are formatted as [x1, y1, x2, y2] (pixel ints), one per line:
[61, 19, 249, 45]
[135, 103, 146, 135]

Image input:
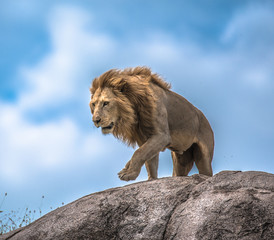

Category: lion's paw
[118, 168, 140, 181]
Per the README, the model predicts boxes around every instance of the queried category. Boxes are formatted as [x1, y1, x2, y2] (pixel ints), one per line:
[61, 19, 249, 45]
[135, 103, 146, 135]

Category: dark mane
[91, 66, 170, 95]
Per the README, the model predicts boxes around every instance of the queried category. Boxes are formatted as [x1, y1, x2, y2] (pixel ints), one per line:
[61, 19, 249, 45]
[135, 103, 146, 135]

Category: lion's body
[90, 67, 214, 181]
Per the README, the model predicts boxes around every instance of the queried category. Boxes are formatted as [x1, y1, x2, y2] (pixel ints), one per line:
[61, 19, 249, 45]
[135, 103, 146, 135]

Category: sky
[0, 0, 274, 221]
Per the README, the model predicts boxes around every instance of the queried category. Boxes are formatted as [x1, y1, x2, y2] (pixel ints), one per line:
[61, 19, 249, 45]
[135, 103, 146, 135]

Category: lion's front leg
[118, 134, 170, 181]
[145, 154, 159, 180]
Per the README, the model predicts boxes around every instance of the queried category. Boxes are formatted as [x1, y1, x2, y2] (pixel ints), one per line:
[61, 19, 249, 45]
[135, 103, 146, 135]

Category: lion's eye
[92, 103, 95, 107]
[103, 101, 109, 107]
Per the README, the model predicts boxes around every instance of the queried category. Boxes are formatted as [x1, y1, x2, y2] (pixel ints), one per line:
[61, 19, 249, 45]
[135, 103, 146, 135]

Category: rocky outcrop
[1, 171, 273, 240]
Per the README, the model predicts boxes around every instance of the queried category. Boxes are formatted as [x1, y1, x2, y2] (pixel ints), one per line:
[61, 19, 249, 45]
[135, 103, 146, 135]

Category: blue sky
[1, 0, 274, 218]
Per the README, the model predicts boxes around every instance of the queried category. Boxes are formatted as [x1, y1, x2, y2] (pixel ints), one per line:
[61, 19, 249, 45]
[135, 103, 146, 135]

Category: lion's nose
[93, 117, 101, 125]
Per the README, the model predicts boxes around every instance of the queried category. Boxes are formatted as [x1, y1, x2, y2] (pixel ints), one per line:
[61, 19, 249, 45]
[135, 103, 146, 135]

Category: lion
[90, 67, 214, 181]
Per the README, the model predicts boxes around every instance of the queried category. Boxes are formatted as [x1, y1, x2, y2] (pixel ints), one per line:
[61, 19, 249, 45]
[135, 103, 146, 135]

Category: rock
[1, 171, 273, 240]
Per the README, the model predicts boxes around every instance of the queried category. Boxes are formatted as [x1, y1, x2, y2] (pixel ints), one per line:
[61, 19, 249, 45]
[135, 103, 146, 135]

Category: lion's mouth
[102, 122, 114, 131]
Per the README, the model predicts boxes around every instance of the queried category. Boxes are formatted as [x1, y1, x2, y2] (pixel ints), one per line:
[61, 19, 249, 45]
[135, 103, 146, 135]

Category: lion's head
[90, 67, 170, 146]
[90, 87, 120, 134]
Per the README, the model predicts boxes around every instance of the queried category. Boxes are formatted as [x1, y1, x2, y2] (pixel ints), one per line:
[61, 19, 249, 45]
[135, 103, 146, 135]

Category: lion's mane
[90, 67, 171, 146]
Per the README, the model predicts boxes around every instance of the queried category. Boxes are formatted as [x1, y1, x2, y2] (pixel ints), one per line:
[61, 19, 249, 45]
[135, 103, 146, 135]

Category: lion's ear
[113, 77, 128, 93]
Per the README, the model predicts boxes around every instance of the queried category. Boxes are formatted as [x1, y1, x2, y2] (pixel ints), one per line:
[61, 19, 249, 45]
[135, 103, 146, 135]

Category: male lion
[90, 67, 214, 181]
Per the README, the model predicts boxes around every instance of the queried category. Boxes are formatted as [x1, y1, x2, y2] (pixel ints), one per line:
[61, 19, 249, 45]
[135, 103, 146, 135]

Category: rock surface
[1, 171, 273, 240]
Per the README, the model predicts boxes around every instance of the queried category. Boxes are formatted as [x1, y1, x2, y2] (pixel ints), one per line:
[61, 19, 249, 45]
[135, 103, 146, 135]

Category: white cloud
[137, 5, 274, 91]
[222, 5, 274, 48]
[241, 69, 270, 89]
[220, 4, 274, 89]
[19, 5, 115, 110]
[0, 6, 116, 186]
[0, 103, 106, 185]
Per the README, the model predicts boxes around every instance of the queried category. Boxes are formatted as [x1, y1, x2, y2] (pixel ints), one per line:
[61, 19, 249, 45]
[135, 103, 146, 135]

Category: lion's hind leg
[193, 142, 213, 176]
[171, 147, 194, 176]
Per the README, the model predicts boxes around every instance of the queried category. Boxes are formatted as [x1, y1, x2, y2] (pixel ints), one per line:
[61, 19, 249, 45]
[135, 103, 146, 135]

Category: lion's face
[90, 88, 119, 134]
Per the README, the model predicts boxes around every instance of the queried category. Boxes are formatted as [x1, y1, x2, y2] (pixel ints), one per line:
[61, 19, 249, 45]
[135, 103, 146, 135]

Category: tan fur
[90, 67, 214, 181]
